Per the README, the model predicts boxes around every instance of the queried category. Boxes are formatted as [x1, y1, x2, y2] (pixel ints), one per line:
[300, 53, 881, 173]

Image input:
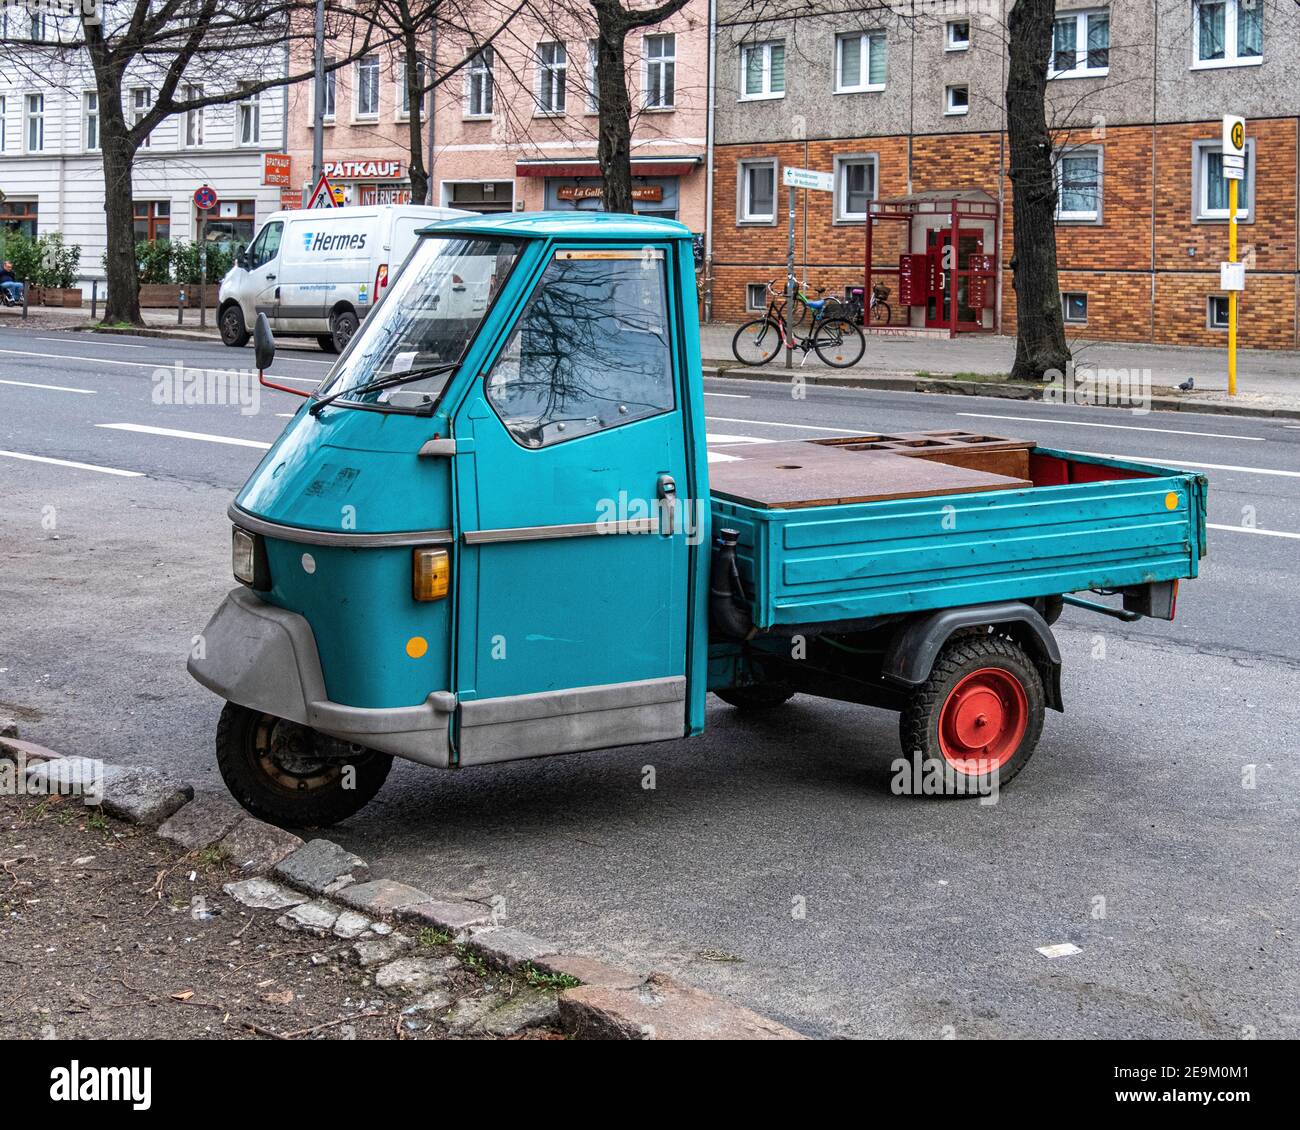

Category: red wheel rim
[937, 667, 1028, 775]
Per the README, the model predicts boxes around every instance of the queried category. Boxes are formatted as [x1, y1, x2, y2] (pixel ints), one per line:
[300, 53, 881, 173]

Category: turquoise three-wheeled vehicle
[189, 212, 1207, 825]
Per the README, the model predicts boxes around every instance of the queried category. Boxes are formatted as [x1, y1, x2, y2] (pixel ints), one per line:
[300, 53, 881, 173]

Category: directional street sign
[193, 184, 218, 211]
[782, 166, 834, 192]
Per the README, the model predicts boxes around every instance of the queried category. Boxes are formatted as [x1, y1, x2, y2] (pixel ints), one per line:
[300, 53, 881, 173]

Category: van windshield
[314, 235, 520, 411]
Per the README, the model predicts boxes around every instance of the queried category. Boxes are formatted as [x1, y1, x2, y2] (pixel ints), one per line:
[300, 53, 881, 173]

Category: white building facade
[0, 10, 293, 285]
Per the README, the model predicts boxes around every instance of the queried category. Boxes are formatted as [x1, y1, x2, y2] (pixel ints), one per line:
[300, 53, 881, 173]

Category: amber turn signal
[412, 548, 450, 601]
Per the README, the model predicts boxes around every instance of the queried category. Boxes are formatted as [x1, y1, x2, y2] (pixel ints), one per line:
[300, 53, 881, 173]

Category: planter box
[42, 288, 83, 308]
[139, 283, 216, 308]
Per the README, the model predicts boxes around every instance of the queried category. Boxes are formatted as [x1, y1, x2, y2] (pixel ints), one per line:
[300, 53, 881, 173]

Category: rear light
[412, 548, 450, 602]
[231, 526, 271, 590]
[375, 263, 389, 295]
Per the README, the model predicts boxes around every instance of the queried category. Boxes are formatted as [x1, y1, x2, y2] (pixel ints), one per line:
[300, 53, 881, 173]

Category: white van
[217, 204, 468, 352]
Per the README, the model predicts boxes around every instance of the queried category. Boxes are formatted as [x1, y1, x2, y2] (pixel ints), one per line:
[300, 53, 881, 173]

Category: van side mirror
[253, 313, 275, 372]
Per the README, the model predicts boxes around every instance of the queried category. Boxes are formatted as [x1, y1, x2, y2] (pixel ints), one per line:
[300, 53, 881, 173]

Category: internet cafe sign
[324, 159, 405, 181]
[557, 184, 664, 203]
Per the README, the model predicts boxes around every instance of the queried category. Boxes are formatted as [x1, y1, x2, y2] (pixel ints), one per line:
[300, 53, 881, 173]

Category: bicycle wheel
[872, 301, 891, 326]
[732, 318, 784, 366]
[813, 317, 865, 368]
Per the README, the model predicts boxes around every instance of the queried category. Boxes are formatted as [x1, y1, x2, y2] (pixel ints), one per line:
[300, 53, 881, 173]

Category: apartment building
[285, 2, 709, 230]
[0, 10, 291, 281]
[709, 0, 1300, 349]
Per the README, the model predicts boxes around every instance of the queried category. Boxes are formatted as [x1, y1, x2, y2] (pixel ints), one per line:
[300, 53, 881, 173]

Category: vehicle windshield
[314, 235, 520, 411]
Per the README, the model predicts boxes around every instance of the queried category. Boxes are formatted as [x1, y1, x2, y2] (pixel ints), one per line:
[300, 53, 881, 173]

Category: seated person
[0, 261, 23, 303]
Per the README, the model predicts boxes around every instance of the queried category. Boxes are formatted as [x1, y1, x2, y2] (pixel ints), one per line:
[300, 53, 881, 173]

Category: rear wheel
[714, 684, 795, 711]
[872, 301, 891, 325]
[329, 308, 359, 353]
[215, 703, 392, 828]
[898, 635, 1044, 796]
[219, 304, 250, 347]
[732, 318, 783, 366]
[813, 316, 866, 368]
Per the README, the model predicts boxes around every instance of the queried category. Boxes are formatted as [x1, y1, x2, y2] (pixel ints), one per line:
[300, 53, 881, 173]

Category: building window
[355, 55, 380, 118]
[238, 83, 260, 145]
[0, 199, 38, 238]
[1193, 0, 1262, 68]
[834, 154, 877, 222]
[746, 283, 768, 311]
[945, 84, 969, 115]
[537, 41, 567, 114]
[740, 41, 785, 100]
[1207, 295, 1230, 329]
[321, 57, 337, 122]
[466, 48, 494, 117]
[946, 20, 971, 51]
[1194, 140, 1253, 221]
[84, 91, 99, 152]
[25, 93, 43, 152]
[738, 159, 777, 224]
[29, 12, 46, 41]
[203, 199, 257, 249]
[1051, 8, 1110, 77]
[0, 96, 6, 153]
[1056, 147, 1102, 222]
[398, 59, 426, 119]
[130, 86, 152, 147]
[183, 84, 203, 147]
[1062, 292, 1089, 324]
[644, 33, 675, 109]
[835, 31, 886, 93]
[133, 200, 171, 243]
[586, 39, 599, 112]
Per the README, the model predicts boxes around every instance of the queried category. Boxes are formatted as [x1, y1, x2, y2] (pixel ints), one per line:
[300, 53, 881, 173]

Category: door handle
[266, 274, 276, 281]
[656, 473, 677, 535]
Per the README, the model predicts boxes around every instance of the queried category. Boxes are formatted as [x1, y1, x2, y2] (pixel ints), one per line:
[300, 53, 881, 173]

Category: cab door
[246, 220, 285, 328]
[450, 246, 692, 765]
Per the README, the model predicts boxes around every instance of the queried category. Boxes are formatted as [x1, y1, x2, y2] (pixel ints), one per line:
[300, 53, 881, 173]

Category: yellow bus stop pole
[1228, 178, 1238, 397]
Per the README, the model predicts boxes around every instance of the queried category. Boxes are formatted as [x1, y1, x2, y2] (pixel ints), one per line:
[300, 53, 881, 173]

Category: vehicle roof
[415, 210, 692, 240]
[268, 205, 466, 222]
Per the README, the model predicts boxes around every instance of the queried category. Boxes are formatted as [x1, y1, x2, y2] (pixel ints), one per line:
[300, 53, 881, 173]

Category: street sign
[782, 167, 834, 192]
[1221, 115, 1246, 397]
[306, 173, 338, 209]
[1222, 154, 1245, 181]
[1220, 262, 1245, 291]
[1223, 115, 1246, 158]
[263, 154, 292, 187]
[193, 184, 218, 211]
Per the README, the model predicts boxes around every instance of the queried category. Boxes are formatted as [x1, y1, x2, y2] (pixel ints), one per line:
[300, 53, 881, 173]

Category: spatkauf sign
[323, 159, 405, 180]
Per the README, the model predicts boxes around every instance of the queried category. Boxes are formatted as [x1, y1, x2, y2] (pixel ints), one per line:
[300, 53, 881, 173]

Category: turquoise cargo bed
[711, 446, 1208, 630]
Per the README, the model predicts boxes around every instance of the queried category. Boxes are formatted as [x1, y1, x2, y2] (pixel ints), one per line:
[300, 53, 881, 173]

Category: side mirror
[253, 312, 275, 371]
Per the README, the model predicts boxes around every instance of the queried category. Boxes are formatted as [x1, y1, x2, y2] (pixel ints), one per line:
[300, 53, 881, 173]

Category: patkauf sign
[323, 159, 405, 181]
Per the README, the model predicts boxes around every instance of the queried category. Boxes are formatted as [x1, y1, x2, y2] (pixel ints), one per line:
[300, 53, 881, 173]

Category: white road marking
[958, 411, 1263, 442]
[1075, 451, 1300, 479]
[1208, 523, 1300, 541]
[0, 449, 143, 477]
[706, 432, 774, 445]
[707, 450, 743, 463]
[0, 347, 323, 384]
[34, 336, 148, 349]
[0, 378, 96, 394]
[706, 415, 860, 434]
[95, 423, 272, 450]
[703, 391, 750, 399]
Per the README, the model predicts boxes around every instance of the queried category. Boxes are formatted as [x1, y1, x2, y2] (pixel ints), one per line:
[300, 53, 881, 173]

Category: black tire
[329, 308, 359, 353]
[813, 317, 866, 368]
[215, 702, 392, 828]
[713, 684, 795, 711]
[732, 318, 783, 366]
[872, 301, 891, 326]
[897, 634, 1044, 797]
[317, 334, 338, 353]
[219, 304, 250, 348]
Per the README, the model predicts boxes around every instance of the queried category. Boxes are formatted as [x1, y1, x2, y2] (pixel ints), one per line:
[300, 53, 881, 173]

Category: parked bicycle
[845, 283, 892, 326]
[784, 279, 848, 327]
[732, 280, 866, 368]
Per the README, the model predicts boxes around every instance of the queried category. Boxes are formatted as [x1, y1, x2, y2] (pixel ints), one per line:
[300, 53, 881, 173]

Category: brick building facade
[706, 1, 1300, 350]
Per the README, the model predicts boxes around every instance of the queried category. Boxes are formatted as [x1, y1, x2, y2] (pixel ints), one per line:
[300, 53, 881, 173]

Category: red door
[924, 228, 986, 331]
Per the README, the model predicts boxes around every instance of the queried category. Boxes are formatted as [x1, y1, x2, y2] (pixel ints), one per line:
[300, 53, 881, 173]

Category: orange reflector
[1164, 492, 1179, 510]
[412, 548, 450, 601]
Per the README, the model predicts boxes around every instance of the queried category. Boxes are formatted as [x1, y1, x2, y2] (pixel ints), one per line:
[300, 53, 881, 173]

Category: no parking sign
[193, 184, 218, 211]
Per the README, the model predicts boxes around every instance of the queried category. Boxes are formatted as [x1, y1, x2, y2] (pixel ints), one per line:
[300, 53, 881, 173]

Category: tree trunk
[1006, 0, 1069, 380]
[402, 31, 430, 205]
[594, 4, 634, 214]
[96, 71, 142, 326]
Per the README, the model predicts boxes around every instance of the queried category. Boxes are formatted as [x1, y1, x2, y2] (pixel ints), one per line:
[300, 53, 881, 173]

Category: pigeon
[1177, 377, 1195, 391]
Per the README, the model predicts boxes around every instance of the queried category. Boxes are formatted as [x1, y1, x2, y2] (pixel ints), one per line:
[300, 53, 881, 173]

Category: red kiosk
[864, 188, 1000, 338]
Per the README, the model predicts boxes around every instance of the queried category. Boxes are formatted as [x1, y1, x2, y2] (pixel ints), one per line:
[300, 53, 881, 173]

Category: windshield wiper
[309, 362, 460, 417]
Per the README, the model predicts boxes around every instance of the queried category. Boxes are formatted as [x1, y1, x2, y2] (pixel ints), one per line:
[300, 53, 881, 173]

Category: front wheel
[317, 333, 338, 353]
[897, 635, 1044, 796]
[219, 304, 250, 348]
[813, 317, 866, 368]
[329, 308, 359, 353]
[872, 301, 891, 326]
[732, 318, 783, 366]
[215, 703, 392, 827]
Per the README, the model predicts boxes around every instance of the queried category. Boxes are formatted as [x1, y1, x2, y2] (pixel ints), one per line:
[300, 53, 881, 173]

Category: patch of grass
[95, 321, 136, 330]
[455, 945, 490, 977]
[916, 370, 1012, 383]
[417, 927, 452, 947]
[193, 845, 227, 868]
[522, 965, 580, 990]
[696, 948, 744, 963]
[85, 812, 109, 831]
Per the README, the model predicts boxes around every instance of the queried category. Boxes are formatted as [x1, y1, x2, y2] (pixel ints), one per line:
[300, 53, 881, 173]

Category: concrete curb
[703, 365, 1300, 421]
[0, 721, 804, 1041]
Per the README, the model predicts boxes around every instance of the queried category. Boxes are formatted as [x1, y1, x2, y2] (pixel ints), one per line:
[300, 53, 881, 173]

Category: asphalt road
[2, 327, 1297, 1038]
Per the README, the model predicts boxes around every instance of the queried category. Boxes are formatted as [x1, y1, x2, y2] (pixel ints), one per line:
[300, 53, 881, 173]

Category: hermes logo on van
[300, 231, 369, 253]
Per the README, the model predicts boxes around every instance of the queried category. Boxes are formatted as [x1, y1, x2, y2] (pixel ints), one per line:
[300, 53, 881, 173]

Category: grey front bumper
[188, 587, 454, 767]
